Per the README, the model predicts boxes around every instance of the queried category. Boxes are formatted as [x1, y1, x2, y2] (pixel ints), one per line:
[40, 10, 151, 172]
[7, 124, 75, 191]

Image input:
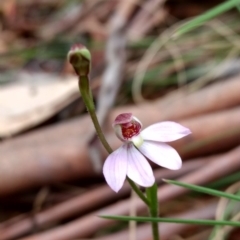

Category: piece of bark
[173, 107, 240, 158]
[0, 76, 240, 195]
[37, 0, 105, 40]
[127, 0, 167, 40]
[100, 201, 217, 240]
[20, 146, 240, 239]
[0, 160, 203, 240]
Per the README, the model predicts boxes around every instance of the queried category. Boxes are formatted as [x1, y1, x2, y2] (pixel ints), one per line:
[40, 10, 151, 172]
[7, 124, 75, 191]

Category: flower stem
[127, 177, 149, 206]
[146, 184, 160, 240]
[78, 76, 149, 205]
[79, 77, 112, 154]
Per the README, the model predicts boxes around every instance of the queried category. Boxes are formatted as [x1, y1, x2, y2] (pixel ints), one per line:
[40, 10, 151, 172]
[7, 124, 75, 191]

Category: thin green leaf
[163, 179, 240, 201]
[207, 171, 240, 189]
[146, 184, 160, 240]
[174, 0, 240, 37]
[146, 183, 158, 214]
[101, 215, 240, 227]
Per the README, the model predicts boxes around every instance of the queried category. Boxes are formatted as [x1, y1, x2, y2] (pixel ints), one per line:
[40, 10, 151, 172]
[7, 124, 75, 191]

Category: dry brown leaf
[0, 71, 79, 137]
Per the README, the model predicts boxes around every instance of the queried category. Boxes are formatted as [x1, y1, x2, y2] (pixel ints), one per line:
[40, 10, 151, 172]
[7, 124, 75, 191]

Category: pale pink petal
[138, 141, 182, 170]
[126, 144, 155, 187]
[141, 121, 191, 142]
[103, 144, 128, 192]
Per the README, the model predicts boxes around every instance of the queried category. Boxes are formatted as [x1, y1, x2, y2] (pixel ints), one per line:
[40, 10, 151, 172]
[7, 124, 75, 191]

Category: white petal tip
[171, 165, 182, 170]
[127, 145, 155, 188]
[145, 181, 155, 188]
[142, 122, 192, 142]
[103, 169, 125, 193]
[138, 141, 183, 171]
[136, 177, 155, 188]
[102, 145, 128, 193]
[167, 161, 182, 170]
[184, 129, 192, 135]
[111, 186, 121, 193]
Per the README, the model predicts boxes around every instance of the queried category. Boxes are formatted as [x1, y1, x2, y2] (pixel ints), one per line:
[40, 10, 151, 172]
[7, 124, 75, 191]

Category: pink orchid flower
[103, 113, 191, 192]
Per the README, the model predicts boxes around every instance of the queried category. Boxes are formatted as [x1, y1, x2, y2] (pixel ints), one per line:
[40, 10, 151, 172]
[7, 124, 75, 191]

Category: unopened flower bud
[68, 43, 91, 76]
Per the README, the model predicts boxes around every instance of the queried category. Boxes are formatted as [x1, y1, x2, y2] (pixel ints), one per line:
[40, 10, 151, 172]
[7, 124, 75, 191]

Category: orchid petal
[126, 144, 155, 187]
[103, 144, 128, 192]
[138, 141, 182, 170]
[141, 121, 191, 142]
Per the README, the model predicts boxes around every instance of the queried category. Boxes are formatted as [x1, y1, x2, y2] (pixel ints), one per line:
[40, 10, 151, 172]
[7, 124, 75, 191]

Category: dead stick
[128, 0, 166, 40]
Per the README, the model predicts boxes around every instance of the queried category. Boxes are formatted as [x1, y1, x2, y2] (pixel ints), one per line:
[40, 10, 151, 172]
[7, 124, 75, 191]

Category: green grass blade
[101, 215, 240, 227]
[174, 0, 240, 37]
[163, 179, 240, 201]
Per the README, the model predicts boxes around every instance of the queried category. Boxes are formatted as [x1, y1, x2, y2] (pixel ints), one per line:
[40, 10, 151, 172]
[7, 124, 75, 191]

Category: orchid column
[68, 44, 191, 240]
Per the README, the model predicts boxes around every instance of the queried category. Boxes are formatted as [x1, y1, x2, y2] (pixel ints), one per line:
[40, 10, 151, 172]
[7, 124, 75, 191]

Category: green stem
[79, 76, 149, 205]
[127, 177, 149, 206]
[146, 184, 160, 240]
[79, 78, 112, 154]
